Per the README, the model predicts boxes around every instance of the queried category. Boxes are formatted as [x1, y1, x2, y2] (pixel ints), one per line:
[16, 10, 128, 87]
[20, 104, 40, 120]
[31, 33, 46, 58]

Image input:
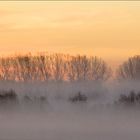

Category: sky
[0, 1, 140, 68]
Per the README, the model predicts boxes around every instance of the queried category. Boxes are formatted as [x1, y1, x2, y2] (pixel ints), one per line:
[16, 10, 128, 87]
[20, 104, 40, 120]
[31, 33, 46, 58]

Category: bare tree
[0, 53, 111, 82]
[36, 55, 51, 81]
[50, 54, 67, 81]
[67, 55, 90, 81]
[117, 55, 140, 80]
[89, 57, 111, 81]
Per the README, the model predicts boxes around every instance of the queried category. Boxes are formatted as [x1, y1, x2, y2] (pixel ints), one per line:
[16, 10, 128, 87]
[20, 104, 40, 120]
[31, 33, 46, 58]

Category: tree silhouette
[117, 55, 140, 80]
[0, 53, 111, 82]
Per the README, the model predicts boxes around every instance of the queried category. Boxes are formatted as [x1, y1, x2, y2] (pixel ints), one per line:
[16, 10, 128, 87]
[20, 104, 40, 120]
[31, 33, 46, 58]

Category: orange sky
[0, 1, 140, 68]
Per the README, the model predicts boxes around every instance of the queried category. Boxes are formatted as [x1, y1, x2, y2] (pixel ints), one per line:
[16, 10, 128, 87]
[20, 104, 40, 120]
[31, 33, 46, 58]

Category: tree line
[0, 53, 139, 82]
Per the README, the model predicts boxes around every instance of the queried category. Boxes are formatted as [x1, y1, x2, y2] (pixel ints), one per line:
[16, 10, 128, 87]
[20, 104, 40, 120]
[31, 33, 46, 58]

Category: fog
[0, 80, 140, 140]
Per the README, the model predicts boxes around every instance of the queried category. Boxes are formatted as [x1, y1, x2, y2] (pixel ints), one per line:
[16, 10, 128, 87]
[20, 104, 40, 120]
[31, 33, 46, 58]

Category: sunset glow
[0, 1, 140, 67]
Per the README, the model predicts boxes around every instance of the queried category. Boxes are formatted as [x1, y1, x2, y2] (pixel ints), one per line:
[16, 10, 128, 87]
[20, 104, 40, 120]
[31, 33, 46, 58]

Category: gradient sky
[0, 1, 140, 67]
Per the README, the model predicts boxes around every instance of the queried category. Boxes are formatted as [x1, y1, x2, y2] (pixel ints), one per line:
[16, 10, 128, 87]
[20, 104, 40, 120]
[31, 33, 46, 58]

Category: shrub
[117, 90, 140, 105]
[69, 92, 87, 103]
[23, 95, 47, 103]
[0, 89, 18, 105]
